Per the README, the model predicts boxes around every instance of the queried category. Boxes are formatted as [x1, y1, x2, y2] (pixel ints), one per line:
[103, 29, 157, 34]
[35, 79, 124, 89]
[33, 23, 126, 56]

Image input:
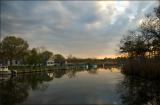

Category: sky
[1, 1, 159, 58]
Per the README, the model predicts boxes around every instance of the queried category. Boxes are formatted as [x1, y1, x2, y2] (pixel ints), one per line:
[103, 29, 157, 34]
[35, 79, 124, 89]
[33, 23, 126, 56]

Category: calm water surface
[0, 67, 160, 105]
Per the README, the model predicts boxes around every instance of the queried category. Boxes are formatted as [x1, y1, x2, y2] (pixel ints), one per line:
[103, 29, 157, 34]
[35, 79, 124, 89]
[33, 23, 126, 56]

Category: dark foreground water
[0, 67, 160, 105]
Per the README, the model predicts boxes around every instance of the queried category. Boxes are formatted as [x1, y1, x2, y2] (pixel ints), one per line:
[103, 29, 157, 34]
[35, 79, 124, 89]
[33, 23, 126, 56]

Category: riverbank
[8, 66, 68, 74]
[7, 65, 97, 74]
[121, 59, 160, 80]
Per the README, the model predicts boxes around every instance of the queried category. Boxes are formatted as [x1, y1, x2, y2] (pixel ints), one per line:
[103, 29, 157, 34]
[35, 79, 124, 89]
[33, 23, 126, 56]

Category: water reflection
[117, 76, 160, 105]
[87, 69, 98, 75]
[0, 69, 99, 105]
[0, 77, 29, 105]
[0, 68, 160, 105]
[0, 73, 52, 105]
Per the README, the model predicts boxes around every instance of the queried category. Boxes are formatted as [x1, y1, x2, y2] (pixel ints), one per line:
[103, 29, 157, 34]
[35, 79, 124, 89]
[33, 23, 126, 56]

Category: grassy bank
[121, 59, 160, 80]
[8, 66, 67, 74]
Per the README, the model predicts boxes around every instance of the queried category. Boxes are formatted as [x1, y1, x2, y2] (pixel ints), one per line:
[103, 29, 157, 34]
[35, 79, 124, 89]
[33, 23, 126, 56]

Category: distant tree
[40, 50, 53, 65]
[25, 48, 54, 66]
[67, 54, 79, 63]
[67, 54, 74, 60]
[120, 4, 160, 58]
[1, 36, 29, 66]
[41, 51, 53, 61]
[26, 48, 39, 66]
[140, 5, 160, 57]
[54, 54, 65, 61]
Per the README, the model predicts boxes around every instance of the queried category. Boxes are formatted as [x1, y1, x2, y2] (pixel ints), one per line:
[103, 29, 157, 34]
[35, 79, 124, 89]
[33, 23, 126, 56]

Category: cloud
[1, 1, 159, 58]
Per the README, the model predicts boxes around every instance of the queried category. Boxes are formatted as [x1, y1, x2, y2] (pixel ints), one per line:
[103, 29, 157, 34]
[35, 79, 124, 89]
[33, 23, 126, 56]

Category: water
[0, 67, 160, 105]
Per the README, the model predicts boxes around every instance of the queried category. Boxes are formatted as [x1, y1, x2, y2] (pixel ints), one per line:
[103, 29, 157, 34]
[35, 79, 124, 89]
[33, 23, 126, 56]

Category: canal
[0, 67, 160, 105]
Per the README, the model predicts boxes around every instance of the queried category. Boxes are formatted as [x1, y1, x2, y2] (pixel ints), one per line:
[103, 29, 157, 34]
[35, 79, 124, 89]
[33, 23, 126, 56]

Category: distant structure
[7, 60, 23, 66]
[46, 58, 67, 66]
[46, 58, 55, 66]
[0, 60, 23, 66]
[54, 60, 67, 66]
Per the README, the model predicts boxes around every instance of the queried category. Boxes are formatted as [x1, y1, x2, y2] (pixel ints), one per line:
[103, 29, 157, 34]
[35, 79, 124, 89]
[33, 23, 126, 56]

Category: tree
[26, 48, 43, 66]
[26, 48, 37, 65]
[119, 30, 148, 58]
[155, 1, 160, 19]
[140, 5, 160, 57]
[40, 50, 53, 65]
[119, 31, 137, 57]
[25, 48, 53, 66]
[67, 54, 79, 63]
[0, 42, 3, 64]
[1, 36, 29, 66]
[54, 54, 65, 61]
[41, 51, 53, 62]
[119, 4, 160, 58]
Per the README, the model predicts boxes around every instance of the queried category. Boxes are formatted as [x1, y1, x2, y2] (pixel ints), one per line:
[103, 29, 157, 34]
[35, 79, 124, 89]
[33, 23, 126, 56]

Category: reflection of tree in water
[15, 73, 53, 91]
[50, 69, 86, 79]
[0, 73, 53, 105]
[66, 69, 77, 78]
[117, 76, 160, 105]
[0, 68, 101, 105]
[26, 73, 52, 90]
[66, 68, 98, 78]
[53, 70, 66, 78]
[104, 66, 112, 70]
[0, 79, 29, 105]
[87, 69, 98, 74]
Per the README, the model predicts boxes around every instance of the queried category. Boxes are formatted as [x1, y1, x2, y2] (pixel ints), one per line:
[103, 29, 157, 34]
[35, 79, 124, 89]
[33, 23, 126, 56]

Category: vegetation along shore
[119, 4, 160, 80]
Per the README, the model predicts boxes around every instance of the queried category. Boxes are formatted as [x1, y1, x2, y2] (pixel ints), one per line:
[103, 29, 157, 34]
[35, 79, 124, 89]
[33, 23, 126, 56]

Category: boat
[0, 66, 12, 75]
[87, 64, 97, 69]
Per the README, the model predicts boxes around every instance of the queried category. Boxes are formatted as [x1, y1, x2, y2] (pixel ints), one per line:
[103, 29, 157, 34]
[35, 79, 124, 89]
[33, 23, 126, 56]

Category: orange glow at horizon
[97, 53, 127, 59]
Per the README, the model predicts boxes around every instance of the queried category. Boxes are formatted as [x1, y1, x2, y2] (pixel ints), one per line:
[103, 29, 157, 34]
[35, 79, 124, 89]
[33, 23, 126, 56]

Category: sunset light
[1, 1, 160, 105]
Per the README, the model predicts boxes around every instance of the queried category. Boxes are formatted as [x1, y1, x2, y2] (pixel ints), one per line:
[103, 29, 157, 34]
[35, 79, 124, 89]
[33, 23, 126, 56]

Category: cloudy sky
[1, 1, 159, 58]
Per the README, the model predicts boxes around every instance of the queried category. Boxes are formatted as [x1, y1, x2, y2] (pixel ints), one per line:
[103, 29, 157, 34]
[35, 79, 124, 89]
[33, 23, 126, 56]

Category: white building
[46, 59, 68, 66]
[46, 59, 55, 66]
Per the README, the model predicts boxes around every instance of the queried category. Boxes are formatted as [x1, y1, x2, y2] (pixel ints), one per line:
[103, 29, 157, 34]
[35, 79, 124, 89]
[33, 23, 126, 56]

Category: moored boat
[0, 66, 12, 75]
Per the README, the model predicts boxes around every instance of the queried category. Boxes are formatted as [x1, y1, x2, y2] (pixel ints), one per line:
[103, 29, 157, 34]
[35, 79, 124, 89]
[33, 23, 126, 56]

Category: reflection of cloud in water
[1, 67, 124, 104]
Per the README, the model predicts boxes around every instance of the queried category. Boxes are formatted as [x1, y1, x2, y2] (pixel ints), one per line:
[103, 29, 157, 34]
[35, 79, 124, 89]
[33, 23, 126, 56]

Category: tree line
[0, 36, 65, 66]
[119, 3, 160, 80]
[0, 36, 126, 67]
[119, 4, 160, 59]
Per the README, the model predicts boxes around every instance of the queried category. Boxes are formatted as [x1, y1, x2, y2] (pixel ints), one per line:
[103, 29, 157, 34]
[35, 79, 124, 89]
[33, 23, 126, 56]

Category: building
[46, 58, 68, 67]
[0, 59, 22, 66]
[54, 60, 67, 66]
[46, 59, 55, 66]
